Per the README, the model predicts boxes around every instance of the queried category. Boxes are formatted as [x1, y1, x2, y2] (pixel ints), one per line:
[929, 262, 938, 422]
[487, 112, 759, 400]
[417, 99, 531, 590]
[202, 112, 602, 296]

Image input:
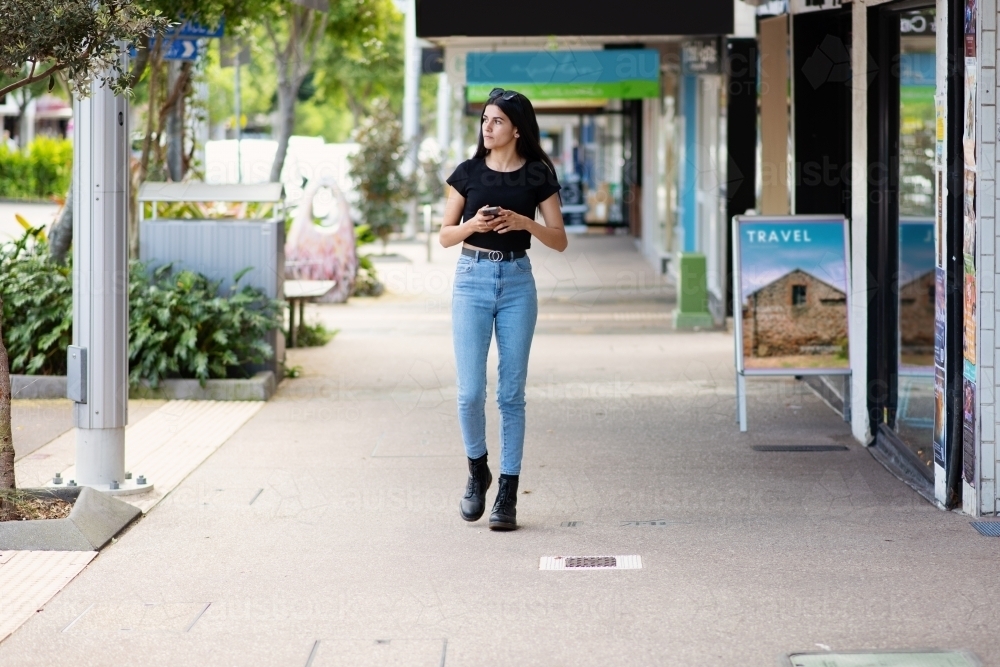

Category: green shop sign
[465, 49, 660, 102]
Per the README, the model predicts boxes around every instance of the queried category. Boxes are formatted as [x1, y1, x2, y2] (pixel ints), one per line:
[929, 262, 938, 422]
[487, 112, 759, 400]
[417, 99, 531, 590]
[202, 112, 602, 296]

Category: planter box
[11, 375, 66, 400]
[11, 371, 276, 401]
[138, 205, 286, 378]
[0, 487, 141, 551]
[130, 371, 276, 400]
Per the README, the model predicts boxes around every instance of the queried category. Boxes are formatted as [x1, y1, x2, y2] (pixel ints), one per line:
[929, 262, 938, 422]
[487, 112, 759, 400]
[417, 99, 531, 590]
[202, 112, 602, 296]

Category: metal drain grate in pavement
[970, 521, 1000, 536]
[752, 445, 849, 452]
[568, 557, 615, 568]
[539, 555, 642, 570]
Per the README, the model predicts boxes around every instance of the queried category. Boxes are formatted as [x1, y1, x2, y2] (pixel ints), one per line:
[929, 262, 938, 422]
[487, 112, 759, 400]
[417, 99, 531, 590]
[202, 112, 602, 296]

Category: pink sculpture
[285, 176, 357, 303]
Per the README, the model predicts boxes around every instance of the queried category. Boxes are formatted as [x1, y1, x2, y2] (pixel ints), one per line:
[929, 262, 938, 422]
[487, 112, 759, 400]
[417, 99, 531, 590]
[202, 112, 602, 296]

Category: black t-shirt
[446, 157, 561, 251]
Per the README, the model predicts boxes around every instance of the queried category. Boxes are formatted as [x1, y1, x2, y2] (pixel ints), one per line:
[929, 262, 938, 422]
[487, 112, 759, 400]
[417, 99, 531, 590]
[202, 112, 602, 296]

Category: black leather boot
[488, 474, 519, 531]
[459, 454, 492, 521]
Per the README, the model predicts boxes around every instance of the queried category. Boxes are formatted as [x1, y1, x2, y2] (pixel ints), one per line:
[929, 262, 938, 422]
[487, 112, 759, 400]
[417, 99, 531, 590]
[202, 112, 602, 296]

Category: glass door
[868, 1, 941, 492]
[895, 7, 937, 466]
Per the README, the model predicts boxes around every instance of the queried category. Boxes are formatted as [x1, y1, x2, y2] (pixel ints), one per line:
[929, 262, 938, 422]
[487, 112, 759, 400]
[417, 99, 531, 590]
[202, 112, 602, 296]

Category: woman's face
[481, 104, 517, 151]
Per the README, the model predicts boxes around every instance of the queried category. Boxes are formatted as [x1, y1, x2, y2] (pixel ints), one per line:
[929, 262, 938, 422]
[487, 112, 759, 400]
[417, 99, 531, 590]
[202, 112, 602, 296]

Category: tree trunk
[129, 156, 141, 259]
[139, 46, 162, 184]
[269, 82, 297, 183]
[266, 6, 328, 183]
[0, 298, 15, 491]
[48, 181, 73, 264]
[165, 61, 188, 182]
[154, 62, 191, 181]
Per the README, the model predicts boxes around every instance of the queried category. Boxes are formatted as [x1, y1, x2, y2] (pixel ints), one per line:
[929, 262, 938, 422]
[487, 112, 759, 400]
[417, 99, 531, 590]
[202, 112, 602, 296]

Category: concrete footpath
[1, 235, 998, 666]
[0, 201, 60, 243]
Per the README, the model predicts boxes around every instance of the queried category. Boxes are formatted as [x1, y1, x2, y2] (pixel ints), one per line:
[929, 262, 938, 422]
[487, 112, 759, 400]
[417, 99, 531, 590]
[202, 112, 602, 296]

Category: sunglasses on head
[488, 87, 521, 103]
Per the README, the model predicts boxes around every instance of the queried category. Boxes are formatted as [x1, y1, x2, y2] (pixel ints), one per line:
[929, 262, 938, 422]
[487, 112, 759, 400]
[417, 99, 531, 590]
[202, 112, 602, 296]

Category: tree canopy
[0, 0, 168, 99]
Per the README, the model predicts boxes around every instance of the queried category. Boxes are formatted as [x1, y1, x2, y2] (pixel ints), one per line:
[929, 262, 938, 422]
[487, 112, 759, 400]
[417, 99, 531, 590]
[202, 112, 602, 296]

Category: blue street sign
[161, 38, 201, 61]
[176, 18, 224, 39]
[128, 38, 202, 61]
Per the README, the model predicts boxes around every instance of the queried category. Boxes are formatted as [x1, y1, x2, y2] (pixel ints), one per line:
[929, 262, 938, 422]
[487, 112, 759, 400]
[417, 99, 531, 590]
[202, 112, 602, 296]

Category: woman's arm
[493, 193, 568, 252]
[438, 188, 499, 248]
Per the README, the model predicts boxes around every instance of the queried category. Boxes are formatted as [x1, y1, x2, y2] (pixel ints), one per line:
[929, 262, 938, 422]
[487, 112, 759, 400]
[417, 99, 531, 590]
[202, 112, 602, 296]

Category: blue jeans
[452, 250, 538, 475]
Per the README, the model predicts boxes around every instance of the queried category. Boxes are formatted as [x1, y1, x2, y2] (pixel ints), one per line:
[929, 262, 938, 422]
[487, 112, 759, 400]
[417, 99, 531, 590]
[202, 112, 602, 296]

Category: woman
[439, 88, 568, 531]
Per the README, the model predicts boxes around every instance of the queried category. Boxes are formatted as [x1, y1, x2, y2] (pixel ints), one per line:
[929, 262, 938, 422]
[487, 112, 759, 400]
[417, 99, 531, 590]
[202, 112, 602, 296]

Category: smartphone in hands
[481, 206, 501, 219]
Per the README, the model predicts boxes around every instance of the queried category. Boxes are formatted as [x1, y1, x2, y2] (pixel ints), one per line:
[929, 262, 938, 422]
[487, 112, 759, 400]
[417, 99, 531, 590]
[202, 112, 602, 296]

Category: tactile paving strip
[0, 551, 96, 642]
[56, 400, 263, 513]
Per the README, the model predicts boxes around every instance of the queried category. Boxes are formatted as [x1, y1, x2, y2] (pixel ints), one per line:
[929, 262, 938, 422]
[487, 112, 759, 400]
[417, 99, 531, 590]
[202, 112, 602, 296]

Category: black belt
[461, 247, 526, 262]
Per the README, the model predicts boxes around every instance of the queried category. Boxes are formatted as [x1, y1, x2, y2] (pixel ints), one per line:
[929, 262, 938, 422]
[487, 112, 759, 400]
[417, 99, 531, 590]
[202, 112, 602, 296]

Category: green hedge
[0, 137, 73, 200]
[1, 229, 285, 386]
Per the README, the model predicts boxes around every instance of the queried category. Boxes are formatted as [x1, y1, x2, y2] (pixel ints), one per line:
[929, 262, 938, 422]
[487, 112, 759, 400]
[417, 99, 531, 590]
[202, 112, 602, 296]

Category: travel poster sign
[734, 216, 850, 374]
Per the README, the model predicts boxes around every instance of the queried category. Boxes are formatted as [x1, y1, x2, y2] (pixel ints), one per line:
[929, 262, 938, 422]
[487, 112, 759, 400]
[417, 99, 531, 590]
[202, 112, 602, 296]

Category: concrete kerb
[12, 371, 276, 401]
[0, 487, 142, 551]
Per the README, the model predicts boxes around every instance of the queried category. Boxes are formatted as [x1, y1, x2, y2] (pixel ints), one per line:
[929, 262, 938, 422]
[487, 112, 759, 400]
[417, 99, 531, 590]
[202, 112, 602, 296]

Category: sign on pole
[732, 215, 852, 430]
[176, 19, 225, 39]
[161, 38, 201, 61]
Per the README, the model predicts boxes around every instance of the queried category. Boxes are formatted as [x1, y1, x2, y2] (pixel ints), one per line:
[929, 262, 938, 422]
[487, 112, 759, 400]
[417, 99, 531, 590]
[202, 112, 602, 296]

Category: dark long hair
[474, 91, 558, 178]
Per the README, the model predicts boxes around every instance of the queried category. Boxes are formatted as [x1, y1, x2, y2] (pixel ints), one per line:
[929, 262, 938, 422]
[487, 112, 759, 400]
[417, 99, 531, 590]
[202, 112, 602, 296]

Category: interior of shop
[465, 100, 637, 234]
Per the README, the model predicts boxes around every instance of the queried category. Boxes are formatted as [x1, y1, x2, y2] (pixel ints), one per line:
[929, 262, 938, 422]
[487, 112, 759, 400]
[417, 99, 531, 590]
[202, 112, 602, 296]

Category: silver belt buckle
[488, 250, 503, 262]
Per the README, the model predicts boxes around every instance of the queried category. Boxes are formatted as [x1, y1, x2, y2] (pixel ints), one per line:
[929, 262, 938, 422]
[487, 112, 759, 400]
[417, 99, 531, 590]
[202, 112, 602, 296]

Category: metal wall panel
[139, 220, 284, 299]
[139, 220, 285, 375]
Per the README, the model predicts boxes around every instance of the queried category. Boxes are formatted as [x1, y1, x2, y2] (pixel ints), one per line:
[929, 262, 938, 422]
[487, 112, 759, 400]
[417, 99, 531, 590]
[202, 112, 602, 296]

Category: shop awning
[417, 0, 733, 37]
[466, 49, 660, 103]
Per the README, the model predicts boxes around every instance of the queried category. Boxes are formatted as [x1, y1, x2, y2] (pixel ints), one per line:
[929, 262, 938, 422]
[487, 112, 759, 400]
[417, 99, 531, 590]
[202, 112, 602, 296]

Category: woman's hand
[465, 205, 502, 234]
[492, 208, 533, 234]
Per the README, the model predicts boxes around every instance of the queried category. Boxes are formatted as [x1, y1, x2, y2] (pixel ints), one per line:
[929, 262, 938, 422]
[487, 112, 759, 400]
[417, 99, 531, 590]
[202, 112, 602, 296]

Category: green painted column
[672, 252, 715, 329]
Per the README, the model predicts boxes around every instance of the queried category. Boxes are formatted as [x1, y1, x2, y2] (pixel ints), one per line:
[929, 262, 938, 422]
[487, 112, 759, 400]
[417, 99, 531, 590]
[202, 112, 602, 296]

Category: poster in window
[933, 363, 947, 466]
[963, 376, 976, 484]
[934, 268, 947, 368]
[965, 0, 977, 58]
[963, 62, 977, 170]
[733, 216, 850, 374]
[935, 171, 946, 268]
[964, 269, 977, 366]
[963, 170, 976, 257]
[933, 266, 947, 467]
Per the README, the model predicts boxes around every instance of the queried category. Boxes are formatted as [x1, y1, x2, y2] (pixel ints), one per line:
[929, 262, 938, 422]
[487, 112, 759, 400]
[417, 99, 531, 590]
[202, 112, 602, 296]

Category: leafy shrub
[352, 223, 384, 297]
[0, 229, 72, 375]
[143, 200, 278, 221]
[0, 229, 285, 386]
[129, 264, 284, 387]
[0, 137, 73, 200]
[348, 97, 414, 252]
[352, 253, 384, 297]
[286, 321, 339, 348]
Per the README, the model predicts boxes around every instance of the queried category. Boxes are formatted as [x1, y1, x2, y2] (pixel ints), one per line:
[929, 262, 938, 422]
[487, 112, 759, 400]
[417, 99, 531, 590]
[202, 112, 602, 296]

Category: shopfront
[462, 49, 658, 235]
[866, 1, 952, 504]
[417, 0, 754, 304]
[758, 0, 1000, 515]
